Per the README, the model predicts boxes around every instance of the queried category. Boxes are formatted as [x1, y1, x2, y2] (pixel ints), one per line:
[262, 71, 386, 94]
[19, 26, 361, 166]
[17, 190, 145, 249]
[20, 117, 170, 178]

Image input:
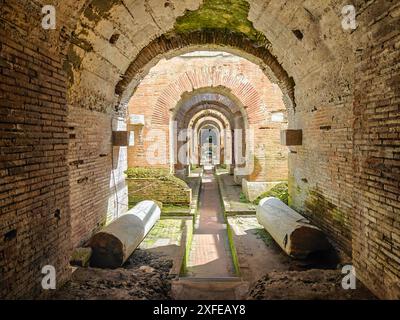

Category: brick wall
[0, 0, 399, 300]
[68, 107, 128, 248]
[351, 1, 400, 299]
[252, 123, 287, 182]
[127, 125, 170, 169]
[0, 0, 71, 298]
[0, 0, 129, 298]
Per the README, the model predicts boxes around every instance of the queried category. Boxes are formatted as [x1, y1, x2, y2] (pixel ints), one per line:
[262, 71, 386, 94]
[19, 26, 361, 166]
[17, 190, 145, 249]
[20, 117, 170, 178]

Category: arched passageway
[0, 0, 399, 300]
[189, 110, 232, 167]
[128, 53, 289, 195]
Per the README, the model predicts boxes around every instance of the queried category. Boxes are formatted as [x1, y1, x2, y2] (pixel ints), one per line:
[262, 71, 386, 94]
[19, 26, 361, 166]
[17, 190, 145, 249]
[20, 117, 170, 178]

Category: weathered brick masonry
[0, 0, 399, 299]
[0, 0, 128, 298]
[352, 2, 400, 299]
[68, 108, 128, 248]
[0, 0, 71, 298]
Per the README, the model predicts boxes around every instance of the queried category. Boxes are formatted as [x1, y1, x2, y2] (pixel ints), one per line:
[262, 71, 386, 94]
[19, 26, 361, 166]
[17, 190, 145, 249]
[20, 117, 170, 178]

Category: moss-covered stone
[253, 182, 289, 205]
[126, 167, 188, 189]
[227, 222, 241, 276]
[70, 247, 92, 267]
[83, 0, 118, 24]
[70, 32, 94, 52]
[305, 189, 348, 228]
[173, 0, 269, 46]
[140, 219, 183, 249]
[126, 167, 191, 208]
[125, 167, 169, 179]
[63, 46, 82, 85]
[239, 191, 250, 203]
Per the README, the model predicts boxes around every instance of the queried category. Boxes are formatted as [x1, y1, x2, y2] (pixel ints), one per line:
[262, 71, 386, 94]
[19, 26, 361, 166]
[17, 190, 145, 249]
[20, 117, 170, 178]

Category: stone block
[112, 131, 134, 146]
[242, 179, 283, 202]
[280, 130, 302, 146]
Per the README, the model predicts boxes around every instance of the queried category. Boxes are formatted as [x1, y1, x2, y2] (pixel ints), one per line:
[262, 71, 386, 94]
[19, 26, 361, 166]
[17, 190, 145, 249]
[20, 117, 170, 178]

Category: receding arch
[175, 93, 242, 126]
[116, 31, 295, 111]
[154, 82, 255, 127]
[195, 119, 225, 166]
[183, 103, 235, 129]
[169, 87, 248, 171]
[189, 109, 231, 131]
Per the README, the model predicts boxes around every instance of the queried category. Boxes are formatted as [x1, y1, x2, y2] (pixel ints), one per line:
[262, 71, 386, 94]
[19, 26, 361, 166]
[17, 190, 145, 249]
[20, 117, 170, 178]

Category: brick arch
[151, 67, 266, 126]
[194, 118, 225, 148]
[189, 109, 231, 132]
[195, 118, 224, 134]
[3, 0, 399, 301]
[116, 31, 295, 110]
[184, 103, 235, 129]
[175, 93, 241, 123]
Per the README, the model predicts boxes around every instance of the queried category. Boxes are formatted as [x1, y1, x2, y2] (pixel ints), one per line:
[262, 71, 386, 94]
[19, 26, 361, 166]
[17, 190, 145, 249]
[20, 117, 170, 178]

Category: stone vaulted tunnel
[0, 0, 399, 300]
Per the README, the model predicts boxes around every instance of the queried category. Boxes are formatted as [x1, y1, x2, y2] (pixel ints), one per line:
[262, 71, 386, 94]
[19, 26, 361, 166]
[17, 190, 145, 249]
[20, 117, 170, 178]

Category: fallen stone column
[89, 200, 161, 268]
[256, 197, 330, 258]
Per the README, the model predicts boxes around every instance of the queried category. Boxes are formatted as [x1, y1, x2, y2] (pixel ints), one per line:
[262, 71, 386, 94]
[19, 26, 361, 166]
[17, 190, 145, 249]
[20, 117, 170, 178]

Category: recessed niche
[292, 29, 304, 40]
[281, 129, 303, 146]
[109, 33, 120, 45]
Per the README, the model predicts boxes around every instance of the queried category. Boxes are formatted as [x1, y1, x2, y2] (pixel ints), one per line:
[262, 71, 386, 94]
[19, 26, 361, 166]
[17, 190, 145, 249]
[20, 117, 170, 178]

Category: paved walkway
[186, 170, 235, 278]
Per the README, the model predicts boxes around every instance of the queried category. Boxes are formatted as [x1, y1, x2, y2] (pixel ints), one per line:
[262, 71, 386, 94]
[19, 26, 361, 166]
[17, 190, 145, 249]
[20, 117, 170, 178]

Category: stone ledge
[242, 179, 285, 202]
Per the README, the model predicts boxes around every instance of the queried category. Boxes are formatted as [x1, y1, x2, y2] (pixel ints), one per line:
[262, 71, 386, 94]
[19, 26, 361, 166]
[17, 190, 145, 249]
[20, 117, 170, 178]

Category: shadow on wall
[68, 109, 128, 249]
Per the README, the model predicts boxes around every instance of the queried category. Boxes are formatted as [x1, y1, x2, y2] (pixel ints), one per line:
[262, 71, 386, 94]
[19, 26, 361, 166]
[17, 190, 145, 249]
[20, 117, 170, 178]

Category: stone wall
[127, 178, 191, 207]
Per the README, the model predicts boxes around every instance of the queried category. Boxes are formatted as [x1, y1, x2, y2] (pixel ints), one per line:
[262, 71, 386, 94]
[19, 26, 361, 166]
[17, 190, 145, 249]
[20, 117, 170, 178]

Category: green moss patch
[253, 182, 289, 205]
[226, 222, 241, 276]
[140, 219, 183, 249]
[125, 167, 188, 188]
[83, 0, 119, 24]
[305, 188, 348, 228]
[180, 218, 194, 275]
[162, 204, 191, 216]
[125, 167, 169, 179]
[173, 0, 268, 46]
[253, 228, 274, 247]
[239, 192, 250, 203]
[126, 167, 191, 208]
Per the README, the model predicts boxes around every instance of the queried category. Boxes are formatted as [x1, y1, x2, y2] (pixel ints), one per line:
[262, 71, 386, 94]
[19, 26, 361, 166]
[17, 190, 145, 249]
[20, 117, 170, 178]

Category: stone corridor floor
[52, 171, 376, 300]
[217, 173, 257, 214]
[186, 170, 236, 278]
